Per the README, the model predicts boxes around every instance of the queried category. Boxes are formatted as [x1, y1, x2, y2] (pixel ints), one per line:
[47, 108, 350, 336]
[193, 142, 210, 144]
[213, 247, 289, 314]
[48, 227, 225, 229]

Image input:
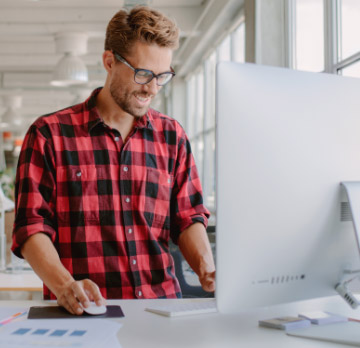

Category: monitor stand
[335, 182, 360, 308]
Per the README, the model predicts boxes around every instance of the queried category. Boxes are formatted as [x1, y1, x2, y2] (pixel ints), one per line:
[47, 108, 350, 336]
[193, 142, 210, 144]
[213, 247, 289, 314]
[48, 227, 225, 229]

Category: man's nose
[144, 77, 161, 95]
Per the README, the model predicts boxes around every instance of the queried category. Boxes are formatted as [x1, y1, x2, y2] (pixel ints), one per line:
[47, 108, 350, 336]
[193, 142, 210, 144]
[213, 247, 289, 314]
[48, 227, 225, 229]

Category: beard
[109, 80, 152, 119]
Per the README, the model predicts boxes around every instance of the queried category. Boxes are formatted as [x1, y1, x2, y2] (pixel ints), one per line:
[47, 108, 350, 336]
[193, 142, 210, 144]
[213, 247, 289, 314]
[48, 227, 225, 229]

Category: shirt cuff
[171, 213, 209, 245]
[11, 221, 56, 258]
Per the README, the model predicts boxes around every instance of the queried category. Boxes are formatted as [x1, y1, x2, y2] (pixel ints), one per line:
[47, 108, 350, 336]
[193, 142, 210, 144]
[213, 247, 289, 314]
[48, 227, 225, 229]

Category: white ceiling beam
[0, 38, 105, 54]
[0, 0, 203, 8]
[0, 54, 104, 69]
[3, 70, 105, 86]
[0, 0, 126, 8]
[0, 8, 118, 22]
[0, 23, 107, 37]
[0, 6, 200, 36]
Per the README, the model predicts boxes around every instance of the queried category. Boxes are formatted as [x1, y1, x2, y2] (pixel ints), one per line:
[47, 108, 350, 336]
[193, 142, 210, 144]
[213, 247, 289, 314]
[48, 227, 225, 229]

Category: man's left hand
[199, 270, 216, 292]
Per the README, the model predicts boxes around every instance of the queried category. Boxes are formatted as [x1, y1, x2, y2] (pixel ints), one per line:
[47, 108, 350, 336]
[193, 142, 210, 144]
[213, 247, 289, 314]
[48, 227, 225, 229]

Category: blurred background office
[0, 0, 359, 296]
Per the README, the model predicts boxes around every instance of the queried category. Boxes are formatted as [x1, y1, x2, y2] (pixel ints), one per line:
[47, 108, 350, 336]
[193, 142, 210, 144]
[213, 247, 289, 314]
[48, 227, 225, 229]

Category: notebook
[287, 321, 360, 346]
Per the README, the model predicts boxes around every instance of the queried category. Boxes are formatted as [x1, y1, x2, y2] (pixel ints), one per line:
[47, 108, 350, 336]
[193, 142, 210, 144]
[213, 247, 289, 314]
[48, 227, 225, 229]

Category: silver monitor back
[215, 62, 360, 313]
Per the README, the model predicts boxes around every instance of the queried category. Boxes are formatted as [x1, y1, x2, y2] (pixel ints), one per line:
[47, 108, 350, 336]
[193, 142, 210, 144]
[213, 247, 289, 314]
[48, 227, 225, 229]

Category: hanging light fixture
[51, 32, 89, 87]
[0, 95, 22, 179]
[1, 95, 22, 128]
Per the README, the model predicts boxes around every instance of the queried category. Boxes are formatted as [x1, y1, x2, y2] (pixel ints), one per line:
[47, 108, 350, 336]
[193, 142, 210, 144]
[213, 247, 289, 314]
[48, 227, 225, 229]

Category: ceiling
[0, 0, 244, 131]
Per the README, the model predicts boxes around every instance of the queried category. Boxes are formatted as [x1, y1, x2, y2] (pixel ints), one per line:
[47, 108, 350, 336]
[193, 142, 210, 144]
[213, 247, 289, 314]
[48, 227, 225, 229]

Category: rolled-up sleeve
[11, 124, 57, 257]
[170, 126, 210, 244]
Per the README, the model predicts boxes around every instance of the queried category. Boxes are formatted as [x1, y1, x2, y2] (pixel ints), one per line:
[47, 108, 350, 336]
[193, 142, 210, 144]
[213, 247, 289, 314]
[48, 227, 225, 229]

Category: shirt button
[76, 171, 81, 177]
[128, 228, 133, 234]
[138, 291, 142, 297]
[125, 197, 130, 203]
[123, 167, 129, 172]
[132, 260, 137, 265]
[114, 136, 120, 142]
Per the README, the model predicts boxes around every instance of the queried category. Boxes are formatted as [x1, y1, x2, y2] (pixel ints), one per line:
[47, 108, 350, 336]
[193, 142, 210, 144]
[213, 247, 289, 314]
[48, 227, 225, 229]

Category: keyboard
[145, 300, 217, 317]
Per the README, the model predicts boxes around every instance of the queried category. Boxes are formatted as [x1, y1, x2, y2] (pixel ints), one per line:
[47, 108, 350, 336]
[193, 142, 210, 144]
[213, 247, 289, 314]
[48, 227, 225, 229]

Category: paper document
[0, 318, 122, 348]
[0, 308, 28, 322]
[0, 308, 28, 326]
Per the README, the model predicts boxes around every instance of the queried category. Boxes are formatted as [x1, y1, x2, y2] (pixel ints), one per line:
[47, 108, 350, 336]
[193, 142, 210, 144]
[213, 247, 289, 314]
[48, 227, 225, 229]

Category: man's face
[109, 41, 173, 118]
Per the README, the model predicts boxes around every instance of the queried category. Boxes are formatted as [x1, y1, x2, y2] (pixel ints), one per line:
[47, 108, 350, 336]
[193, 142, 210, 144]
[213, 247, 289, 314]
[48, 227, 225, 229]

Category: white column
[245, 0, 288, 67]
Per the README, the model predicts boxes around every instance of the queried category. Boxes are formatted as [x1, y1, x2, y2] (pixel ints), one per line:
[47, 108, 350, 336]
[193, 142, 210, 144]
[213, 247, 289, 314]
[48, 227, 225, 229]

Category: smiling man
[12, 6, 215, 315]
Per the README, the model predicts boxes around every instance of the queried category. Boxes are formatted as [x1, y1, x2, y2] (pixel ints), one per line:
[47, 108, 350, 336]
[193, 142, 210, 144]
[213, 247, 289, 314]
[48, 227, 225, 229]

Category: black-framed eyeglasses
[113, 52, 175, 86]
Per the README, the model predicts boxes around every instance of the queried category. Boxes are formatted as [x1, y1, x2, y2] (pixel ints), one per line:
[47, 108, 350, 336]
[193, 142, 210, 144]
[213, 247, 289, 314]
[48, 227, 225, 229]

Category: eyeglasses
[113, 52, 175, 86]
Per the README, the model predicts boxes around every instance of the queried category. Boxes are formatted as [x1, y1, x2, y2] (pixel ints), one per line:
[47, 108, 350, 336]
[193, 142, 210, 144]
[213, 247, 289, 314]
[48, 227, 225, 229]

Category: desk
[0, 271, 42, 300]
[0, 271, 42, 292]
[1, 296, 359, 347]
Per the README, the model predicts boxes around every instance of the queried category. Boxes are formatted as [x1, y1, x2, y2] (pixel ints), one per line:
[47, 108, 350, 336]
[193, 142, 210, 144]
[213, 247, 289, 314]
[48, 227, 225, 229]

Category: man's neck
[96, 87, 136, 141]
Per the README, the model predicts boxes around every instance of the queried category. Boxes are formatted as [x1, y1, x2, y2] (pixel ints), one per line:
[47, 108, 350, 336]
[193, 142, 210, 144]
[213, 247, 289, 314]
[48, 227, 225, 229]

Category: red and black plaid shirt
[12, 88, 209, 300]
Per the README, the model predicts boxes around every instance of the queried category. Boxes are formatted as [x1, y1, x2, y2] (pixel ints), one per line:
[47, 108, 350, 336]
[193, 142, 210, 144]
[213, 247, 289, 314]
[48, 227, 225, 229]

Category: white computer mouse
[81, 302, 107, 315]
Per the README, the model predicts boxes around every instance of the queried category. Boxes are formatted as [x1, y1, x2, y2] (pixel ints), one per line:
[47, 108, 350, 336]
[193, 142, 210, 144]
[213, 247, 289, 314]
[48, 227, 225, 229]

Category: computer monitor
[215, 62, 360, 313]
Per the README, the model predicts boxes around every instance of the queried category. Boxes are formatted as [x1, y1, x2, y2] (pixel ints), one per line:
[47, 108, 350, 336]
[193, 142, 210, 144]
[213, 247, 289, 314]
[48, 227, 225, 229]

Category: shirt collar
[85, 87, 154, 133]
[135, 111, 153, 130]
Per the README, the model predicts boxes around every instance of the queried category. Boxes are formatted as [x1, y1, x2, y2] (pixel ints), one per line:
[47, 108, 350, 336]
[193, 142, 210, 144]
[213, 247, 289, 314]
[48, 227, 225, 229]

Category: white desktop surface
[2, 296, 360, 347]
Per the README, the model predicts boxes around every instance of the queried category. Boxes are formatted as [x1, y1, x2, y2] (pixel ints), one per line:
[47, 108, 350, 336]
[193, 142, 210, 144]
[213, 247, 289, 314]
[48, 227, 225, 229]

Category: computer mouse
[81, 302, 107, 315]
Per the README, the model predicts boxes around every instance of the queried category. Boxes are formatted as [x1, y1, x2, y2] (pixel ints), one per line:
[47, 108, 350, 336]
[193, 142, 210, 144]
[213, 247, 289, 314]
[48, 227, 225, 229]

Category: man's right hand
[56, 279, 106, 315]
[20, 234, 106, 315]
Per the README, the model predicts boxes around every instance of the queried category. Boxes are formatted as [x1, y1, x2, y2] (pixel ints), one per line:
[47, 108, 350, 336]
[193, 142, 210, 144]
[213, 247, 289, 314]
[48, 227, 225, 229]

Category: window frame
[289, 0, 360, 75]
[184, 13, 245, 214]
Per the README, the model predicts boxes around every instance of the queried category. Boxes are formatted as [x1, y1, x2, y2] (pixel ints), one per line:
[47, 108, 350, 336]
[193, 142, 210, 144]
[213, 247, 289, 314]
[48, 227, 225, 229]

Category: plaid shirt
[12, 88, 209, 300]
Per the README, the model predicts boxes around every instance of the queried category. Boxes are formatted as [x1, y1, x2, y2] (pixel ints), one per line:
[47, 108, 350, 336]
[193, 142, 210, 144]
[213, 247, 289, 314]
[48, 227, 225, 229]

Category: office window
[194, 69, 204, 143]
[232, 22, 245, 63]
[339, 0, 360, 61]
[184, 16, 245, 214]
[217, 36, 231, 62]
[290, 0, 360, 78]
[185, 76, 196, 140]
[193, 68, 205, 179]
[340, 60, 360, 78]
[202, 52, 217, 211]
[186, 68, 205, 182]
[204, 52, 216, 129]
[294, 0, 324, 72]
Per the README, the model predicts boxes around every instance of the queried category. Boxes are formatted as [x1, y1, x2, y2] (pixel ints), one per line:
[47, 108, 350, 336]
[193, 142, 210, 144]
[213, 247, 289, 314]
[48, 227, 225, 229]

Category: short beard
[110, 83, 150, 119]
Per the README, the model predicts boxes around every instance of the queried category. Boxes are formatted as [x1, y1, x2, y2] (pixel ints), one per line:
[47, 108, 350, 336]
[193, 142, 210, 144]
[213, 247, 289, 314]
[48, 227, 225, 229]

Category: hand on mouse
[55, 279, 106, 315]
[81, 302, 107, 315]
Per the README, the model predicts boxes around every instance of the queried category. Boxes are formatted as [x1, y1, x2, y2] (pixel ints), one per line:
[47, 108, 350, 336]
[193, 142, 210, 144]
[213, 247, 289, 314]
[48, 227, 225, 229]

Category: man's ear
[103, 51, 115, 73]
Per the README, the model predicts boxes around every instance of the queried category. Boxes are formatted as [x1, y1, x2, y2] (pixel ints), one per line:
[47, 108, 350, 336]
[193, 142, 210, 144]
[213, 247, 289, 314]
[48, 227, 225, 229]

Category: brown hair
[105, 6, 179, 56]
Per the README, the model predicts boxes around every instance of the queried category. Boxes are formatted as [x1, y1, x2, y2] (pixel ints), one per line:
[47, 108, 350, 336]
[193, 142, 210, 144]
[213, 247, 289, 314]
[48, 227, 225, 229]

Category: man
[12, 6, 215, 315]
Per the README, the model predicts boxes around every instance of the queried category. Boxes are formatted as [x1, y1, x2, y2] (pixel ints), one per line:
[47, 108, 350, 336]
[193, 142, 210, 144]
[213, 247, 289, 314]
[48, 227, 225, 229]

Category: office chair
[170, 225, 215, 298]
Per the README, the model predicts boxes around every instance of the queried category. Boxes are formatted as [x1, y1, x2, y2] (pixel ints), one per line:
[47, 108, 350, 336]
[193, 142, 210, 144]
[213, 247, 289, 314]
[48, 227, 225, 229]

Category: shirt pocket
[56, 167, 100, 224]
[144, 168, 173, 230]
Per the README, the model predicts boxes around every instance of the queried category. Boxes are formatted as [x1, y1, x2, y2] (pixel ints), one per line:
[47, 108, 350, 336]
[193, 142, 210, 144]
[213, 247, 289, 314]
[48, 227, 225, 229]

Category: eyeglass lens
[135, 70, 173, 86]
